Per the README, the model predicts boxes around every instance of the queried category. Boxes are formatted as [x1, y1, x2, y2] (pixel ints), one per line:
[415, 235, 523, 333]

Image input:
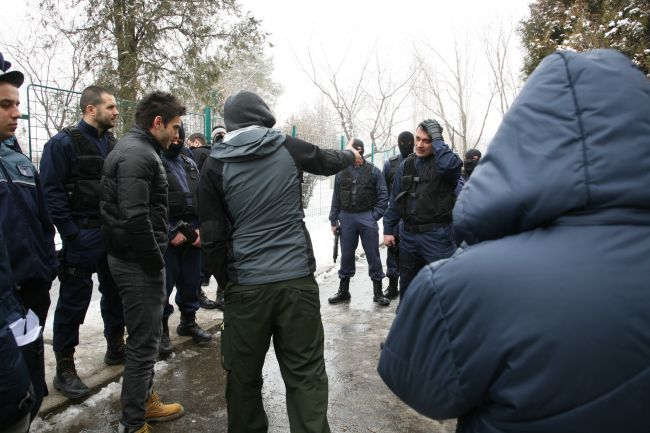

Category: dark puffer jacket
[378, 49, 650, 433]
[100, 126, 169, 274]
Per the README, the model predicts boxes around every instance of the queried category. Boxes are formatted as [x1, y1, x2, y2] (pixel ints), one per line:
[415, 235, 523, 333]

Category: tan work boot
[117, 422, 152, 433]
[144, 391, 184, 423]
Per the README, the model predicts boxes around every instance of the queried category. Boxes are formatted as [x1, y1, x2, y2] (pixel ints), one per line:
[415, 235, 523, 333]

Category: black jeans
[108, 255, 165, 430]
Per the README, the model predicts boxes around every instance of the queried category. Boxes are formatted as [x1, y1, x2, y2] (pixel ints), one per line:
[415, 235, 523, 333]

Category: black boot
[201, 275, 210, 286]
[373, 280, 390, 306]
[328, 277, 351, 304]
[177, 312, 212, 344]
[215, 286, 225, 311]
[104, 333, 126, 365]
[198, 288, 218, 309]
[383, 276, 399, 299]
[159, 317, 173, 355]
[53, 351, 90, 399]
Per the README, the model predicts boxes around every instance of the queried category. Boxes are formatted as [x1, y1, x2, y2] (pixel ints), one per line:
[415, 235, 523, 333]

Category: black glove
[420, 119, 444, 141]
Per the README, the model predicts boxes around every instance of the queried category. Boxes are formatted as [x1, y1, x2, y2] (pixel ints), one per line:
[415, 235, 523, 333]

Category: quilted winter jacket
[100, 126, 169, 274]
[378, 49, 650, 433]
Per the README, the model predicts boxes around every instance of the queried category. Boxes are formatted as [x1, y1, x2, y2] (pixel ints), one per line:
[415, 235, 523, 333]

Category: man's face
[151, 115, 182, 149]
[414, 127, 433, 158]
[92, 93, 119, 130]
[0, 83, 21, 141]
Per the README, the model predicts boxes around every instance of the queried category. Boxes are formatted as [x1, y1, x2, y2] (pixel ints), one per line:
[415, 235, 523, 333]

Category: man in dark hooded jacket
[199, 90, 361, 433]
[378, 49, 650, 433]
[380, 131, 414, 299]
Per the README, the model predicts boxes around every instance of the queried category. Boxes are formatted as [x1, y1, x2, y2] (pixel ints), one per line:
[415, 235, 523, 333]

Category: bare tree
[297, 45, 372, 140]
[482, 22, 521, 116]
[1, 9, 95, 149]
[298, 43, 415, 154]
[361, 56, 415, 152]
[413, 39, 494, 156]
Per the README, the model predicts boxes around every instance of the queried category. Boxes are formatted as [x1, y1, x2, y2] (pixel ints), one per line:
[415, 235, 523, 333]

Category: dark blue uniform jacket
[378, 50, 650, 433]
[0, 137, 57, 283]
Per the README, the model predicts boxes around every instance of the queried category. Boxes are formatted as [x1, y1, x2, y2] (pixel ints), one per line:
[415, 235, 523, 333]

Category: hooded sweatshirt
[378, 50, 650, 433]
[199, 91, 356, 287]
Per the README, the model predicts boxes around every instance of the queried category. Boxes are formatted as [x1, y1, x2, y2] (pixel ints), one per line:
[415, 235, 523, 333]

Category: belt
[403, 222, 449, 233]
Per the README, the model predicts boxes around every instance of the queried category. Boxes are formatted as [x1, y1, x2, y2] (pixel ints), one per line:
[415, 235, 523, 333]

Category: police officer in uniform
[380, 131, 414, 300]
[40, 85, 125, 399]
[0, 53, 57, 424]
[158, 124, 212, 355]
[383, 119, 462, 301]
[328, 138, 390, 306]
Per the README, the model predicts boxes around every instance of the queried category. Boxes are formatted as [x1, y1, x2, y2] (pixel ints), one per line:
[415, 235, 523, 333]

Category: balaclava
[165, 121, 186, 158]
[352, 138, 365, 158]
[464, 148, 482, 176]
[397, 131, 414, 158]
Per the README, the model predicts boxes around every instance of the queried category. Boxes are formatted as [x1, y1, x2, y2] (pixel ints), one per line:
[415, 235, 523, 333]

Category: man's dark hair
[135, 91, 186, 130]
[188, 133, 207, 146]
[80, 85, 113, 114]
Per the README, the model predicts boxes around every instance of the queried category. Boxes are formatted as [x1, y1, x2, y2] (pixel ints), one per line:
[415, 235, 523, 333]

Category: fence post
[291, 125, 296, 137]
[340, 135, 344, 151]
[204, 107, 212, 140]
[371, 141, 375, 165]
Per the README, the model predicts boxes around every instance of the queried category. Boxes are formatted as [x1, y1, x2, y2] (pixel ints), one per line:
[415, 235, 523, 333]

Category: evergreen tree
[519, 0, 649, 77]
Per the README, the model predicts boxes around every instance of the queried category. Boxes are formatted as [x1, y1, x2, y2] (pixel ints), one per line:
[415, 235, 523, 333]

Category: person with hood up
[378, 49, 650, 433]
[199, 90, 362, 433]
[380, 131, 414, 299]
[158, 123, 212, 355]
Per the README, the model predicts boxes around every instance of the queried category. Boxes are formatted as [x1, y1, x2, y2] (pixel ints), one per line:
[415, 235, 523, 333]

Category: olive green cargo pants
[221, 274, 330, 433]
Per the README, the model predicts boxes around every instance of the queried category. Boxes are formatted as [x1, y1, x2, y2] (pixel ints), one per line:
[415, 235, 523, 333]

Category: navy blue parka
[378, 50, 650, 433]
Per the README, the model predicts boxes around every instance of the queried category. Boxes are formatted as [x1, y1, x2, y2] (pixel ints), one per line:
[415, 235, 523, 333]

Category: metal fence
[23, 84, 397, 220]
[25, 84, 207, 165]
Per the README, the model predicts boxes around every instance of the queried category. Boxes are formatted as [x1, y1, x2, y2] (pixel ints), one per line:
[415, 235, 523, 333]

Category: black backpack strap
[63, 126, 100, 157]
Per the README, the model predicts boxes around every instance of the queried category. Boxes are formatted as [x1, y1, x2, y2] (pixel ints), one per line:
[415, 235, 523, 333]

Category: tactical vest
[339, 163, 376, 212]
[164, 154, 199, 219]
[63, 126, 116, 211]
[396, 155, 456, 225]
[387, 154, 401, 189]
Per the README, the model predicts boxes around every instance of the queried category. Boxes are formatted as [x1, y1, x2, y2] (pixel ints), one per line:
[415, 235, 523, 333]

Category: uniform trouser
[53, 254, 124, 354]
[108, 255, 165, 430]
[385, 245, 399, 278]
[14, 279, 52, 411]
[163, 244, 201, 319]
[222, 275, 330, 433]
[398, 225, 456, 303]
[338, 210, 385, 281]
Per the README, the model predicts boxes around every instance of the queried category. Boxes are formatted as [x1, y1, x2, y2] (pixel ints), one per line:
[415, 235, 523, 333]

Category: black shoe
[198, 289, 218, 309]
[53, 351, 90, 399]
[158, 318, 174, 355]
[104, 334, 126, 365]
[215, 286, 225, 311]
[372, 280, 390, 307]
[177, 312, 212, 344]
[158, 332, 173, 355]
[383, 276, 399, 299]
[328, 278, 351, 304]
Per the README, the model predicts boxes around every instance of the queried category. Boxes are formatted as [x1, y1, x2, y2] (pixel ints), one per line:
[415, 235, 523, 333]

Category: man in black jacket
[100, 91, 186, 433]
[199, 90, 361, 433]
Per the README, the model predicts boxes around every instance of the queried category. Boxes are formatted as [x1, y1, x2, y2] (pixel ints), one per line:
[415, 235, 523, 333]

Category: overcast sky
[3, 0, 533, 142]
[238, 0, 533, 125]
